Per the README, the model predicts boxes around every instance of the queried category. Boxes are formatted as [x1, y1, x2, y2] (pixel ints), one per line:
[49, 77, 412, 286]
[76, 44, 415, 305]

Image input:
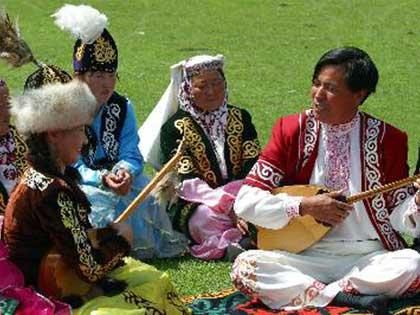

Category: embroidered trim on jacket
[226, 107, 243, 177]
[362, 116, 405, 250]
[175, 117, 217, 186]
[301, 110, 318, 168]
[58, 191, 123, 282]
[245, 159, 284, 190]
[23, 168, 54, 191]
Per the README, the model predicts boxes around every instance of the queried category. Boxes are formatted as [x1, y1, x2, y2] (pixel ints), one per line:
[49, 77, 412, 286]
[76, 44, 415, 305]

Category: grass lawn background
[1, 0, 419, 296]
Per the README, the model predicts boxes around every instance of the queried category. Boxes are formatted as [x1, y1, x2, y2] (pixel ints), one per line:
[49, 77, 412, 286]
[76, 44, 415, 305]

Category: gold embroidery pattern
[75, 43, 85, 61]
[178, 156, 196, 174]
[242, 139, 260, 160]
[58, 192, 123, 282]
[10, 126, 28, 177]
[94, 37, 116, 63]
[226, 108, 244, 177]
[174, 118, 217, 186]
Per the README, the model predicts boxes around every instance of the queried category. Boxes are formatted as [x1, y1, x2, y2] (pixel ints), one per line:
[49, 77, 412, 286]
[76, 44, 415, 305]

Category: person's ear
[355, 90, 368, 106]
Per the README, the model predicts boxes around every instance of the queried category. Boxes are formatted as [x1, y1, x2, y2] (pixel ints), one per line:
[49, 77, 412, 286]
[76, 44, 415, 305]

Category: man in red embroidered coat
[231, 47, 420, 314]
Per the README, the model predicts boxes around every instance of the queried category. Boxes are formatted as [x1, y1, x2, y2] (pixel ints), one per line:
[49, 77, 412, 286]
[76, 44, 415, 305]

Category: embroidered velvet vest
[81, 92, 128, 170]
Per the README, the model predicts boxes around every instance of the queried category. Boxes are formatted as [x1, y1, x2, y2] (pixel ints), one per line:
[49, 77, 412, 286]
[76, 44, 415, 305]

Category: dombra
[38, 141, 186, 301]
[257, 174, 420, 253]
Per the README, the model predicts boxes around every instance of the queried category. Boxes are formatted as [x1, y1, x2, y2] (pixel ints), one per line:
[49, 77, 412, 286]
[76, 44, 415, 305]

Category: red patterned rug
[186, 289, 420, 315]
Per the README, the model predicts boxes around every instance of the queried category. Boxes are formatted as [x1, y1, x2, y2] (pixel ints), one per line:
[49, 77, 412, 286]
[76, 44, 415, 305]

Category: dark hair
[312, 47, 379, 104]
[25, 133, 59, 175]
[25, 133, 81, 181]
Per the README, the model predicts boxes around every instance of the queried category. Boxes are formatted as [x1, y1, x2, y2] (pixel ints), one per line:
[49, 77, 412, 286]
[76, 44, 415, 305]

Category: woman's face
[190, 70, 225, 111]
[0, 85, 11, 136]
[48, 125, 87, 168]
[79, 71, 117, 105]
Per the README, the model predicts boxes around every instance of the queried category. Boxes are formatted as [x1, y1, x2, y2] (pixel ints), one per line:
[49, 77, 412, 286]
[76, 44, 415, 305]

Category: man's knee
[231, 251, 258, 295]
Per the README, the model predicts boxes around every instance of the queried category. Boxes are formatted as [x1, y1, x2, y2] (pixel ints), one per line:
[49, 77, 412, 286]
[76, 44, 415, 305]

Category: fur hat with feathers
[11, 80, 98, 136]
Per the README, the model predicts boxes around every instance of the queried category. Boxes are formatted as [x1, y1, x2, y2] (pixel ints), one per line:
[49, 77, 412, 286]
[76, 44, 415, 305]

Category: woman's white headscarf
[139, 54, 227, 170]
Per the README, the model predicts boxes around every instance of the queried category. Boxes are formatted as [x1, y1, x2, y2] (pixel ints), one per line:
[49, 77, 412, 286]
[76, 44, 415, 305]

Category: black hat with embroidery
[24, 64, 72, 90]
[52, 4, 118, 74]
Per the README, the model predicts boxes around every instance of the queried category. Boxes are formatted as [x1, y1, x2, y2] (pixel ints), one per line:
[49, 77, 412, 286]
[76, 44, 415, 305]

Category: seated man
[0, 79, 28, 214]
[231, 47, 420, 314]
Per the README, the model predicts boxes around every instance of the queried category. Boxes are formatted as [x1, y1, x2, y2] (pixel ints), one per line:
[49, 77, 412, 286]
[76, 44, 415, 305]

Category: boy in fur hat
[53, 4, 187, 259]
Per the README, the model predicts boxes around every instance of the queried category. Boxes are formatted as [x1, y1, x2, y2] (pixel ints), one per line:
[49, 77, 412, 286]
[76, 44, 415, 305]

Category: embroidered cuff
[112, 161, 136, 177]
[285, 197, 303, 219]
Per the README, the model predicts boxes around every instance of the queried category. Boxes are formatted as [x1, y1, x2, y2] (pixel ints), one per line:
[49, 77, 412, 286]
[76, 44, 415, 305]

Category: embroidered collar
[321, 112, 360, 136]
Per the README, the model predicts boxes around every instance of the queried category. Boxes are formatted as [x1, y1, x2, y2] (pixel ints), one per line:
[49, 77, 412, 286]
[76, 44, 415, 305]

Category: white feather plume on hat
[11, 80, 98, 136]
[52, 4, 107, 44]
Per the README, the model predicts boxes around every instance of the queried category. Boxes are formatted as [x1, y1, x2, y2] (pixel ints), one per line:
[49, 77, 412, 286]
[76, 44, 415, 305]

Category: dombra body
[257, 174, 420, 253]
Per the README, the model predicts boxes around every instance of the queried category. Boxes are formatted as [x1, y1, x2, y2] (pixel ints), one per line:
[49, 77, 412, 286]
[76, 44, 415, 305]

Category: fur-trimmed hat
[11, 80, 97, 136]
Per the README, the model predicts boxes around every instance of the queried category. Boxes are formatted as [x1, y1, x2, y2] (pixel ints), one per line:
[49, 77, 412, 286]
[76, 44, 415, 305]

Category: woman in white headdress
[140, 55, 261, 260]
[52, 4, 188, 259]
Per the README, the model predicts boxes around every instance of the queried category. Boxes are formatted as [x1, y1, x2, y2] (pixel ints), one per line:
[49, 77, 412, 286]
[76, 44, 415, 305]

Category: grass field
[1, 0, 420, 296]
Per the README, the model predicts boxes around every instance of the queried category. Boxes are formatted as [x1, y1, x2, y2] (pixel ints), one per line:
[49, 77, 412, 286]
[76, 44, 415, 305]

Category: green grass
[1, 0, 420, 296]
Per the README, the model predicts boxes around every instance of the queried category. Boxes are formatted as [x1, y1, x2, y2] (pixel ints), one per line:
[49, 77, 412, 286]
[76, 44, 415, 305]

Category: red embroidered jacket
[245, 110, 410, 251]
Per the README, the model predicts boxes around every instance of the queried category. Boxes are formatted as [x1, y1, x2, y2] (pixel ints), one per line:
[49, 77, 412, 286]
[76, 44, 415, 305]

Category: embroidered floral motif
[286, 202, 300, 218]
[246, 159, 284, 190]
[231, 254, 258, 296]
[175, 118, 217, 186]
[287, 280, 326, 307]
[338, 278, 360, 295]
[226, 107, 244, 177]
[322, 113, 359, 192]
[23, 168, 54, 191]
[58, 192, 123, 282]
[93, 37, 117, 63]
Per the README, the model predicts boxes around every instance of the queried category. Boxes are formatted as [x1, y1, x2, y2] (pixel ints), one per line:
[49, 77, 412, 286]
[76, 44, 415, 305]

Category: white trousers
[231, 240, 420, 310]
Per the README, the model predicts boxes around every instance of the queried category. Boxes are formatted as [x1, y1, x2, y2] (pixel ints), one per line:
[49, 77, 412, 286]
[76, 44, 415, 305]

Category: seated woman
[140, 54, 261, 260]
[0, 79, 28, 214]
[3, 80, 189, 314]
[53, 4, 187, 259]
